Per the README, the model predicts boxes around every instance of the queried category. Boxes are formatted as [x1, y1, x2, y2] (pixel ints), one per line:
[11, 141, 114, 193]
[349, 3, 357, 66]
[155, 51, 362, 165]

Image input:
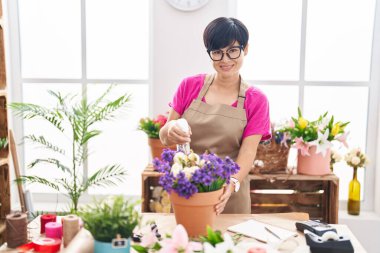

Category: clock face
[165, 0, 210, 12]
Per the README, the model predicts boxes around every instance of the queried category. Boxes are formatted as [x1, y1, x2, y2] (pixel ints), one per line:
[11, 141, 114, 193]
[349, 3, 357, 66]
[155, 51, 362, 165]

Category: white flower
[351, 156, 360, 166]
[188, 152, 200, 163]
[198, 159, 205, 167]
[331, 149, 342, 162]
[171, 163, 183, 177]
[309, 129, 333, 157]
[183, 166, 199, 179]
[173, 152, 188, 165]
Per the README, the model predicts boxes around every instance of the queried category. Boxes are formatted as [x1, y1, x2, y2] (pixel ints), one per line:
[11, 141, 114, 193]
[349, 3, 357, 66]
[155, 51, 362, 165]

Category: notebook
[227, 219, 298, 243]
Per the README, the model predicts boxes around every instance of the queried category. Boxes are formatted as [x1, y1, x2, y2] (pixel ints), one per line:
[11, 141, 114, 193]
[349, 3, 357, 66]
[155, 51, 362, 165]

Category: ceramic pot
[94, 238, 130, 253]
[297, 146, 331, 175]
[169, 188, 223, 237]
[148, 138, 175, 159]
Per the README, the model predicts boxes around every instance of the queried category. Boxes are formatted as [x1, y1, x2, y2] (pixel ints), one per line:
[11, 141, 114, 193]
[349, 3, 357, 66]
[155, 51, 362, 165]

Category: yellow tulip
[298, 117, 308, 129]
[331, 123, 341, 136]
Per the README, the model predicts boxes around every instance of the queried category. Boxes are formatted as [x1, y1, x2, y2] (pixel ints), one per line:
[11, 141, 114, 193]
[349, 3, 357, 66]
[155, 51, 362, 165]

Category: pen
[265, 226, 281, 240]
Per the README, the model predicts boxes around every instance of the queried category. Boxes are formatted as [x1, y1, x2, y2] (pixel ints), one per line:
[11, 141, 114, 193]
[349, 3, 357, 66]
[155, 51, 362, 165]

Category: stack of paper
[227, 219, 298, 243]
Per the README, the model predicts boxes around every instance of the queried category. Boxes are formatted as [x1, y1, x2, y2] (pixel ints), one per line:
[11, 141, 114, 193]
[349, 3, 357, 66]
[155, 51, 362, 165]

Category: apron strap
[197, 73, 247, 109]
[196, 74, 215, 101]
[237, 79, 248, 109]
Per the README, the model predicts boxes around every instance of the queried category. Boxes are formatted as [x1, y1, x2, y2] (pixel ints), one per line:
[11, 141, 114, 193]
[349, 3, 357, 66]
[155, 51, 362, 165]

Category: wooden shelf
[249, 173, 338, 181]
[0, 89, 6, 97]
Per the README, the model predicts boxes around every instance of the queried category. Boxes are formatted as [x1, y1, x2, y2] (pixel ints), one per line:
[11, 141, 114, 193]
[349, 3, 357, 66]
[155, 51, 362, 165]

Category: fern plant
[10, 85, 130, 212]
[80, 196, 141, 242]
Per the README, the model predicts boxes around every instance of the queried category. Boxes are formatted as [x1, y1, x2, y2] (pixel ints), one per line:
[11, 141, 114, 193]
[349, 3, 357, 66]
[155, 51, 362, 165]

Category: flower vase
[297, 146, 331, 175]
[348, 167, 360, 215]
[169, 188, 223, 237]
[148, 138, 175, 159]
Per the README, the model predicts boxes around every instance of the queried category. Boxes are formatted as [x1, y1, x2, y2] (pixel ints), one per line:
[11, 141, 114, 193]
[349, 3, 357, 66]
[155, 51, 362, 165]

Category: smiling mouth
[220, 65, 233, 71]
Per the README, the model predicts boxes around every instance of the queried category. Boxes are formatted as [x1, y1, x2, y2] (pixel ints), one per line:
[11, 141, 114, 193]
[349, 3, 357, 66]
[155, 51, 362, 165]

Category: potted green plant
[79, 196, 141, 253]
[10, 85, 130, 212]
[138, 114, 175, 159]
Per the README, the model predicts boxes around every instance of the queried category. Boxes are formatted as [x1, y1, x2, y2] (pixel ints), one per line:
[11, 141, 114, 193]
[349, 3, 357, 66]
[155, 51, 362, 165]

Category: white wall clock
[165, 0, 210, 12]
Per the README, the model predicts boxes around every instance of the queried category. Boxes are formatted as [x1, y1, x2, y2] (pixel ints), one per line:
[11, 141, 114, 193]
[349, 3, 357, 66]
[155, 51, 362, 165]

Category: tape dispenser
[295, 220, 354, 253]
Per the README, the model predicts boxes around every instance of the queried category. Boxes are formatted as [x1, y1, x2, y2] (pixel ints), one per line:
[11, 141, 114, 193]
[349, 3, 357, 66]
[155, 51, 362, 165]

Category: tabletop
[0, 212, 366, 253]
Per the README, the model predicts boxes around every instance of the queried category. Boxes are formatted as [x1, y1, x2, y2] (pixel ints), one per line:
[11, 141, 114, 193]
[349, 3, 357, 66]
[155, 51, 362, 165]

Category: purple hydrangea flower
[153, 150, 240, 198]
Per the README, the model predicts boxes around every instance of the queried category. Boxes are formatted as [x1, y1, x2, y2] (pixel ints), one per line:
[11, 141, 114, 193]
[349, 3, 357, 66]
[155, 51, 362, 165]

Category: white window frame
[6, 0, 152, 204]
[232, 0, 380, 212]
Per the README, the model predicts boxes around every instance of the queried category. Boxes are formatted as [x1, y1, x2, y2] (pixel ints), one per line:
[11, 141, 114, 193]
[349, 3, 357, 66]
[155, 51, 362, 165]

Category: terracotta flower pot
[169, 188, 223, 237]
[297, 146, 331, 175]
[148, 138, 175, 159]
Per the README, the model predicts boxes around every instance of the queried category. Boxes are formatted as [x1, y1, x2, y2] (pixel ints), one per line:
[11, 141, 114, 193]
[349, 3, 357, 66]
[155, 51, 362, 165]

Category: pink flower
[288, 120, 295, 128]
[336, 131, 349, 148]
[140, 230, 158, 247]
[159, 224, 202, 253]
[153, 114, 168, 127]
[295, 137, 311, 156]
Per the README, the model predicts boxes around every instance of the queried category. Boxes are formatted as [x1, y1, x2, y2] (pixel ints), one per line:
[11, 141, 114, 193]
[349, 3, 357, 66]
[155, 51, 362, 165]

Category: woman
[159, 17, 271, 214]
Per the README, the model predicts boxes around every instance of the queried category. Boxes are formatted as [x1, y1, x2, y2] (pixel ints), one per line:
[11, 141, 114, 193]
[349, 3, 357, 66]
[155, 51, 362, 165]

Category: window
[17, 0, 149, 197]
[237, 0, 377, 208]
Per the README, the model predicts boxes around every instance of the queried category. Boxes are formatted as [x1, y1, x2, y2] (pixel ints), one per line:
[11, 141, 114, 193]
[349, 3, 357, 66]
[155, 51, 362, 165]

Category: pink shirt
[170, 74, 271, 141]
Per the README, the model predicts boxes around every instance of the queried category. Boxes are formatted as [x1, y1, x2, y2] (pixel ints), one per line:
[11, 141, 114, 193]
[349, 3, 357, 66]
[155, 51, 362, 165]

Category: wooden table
[141, 213, 366, 252]
[0, 213, 366, 252]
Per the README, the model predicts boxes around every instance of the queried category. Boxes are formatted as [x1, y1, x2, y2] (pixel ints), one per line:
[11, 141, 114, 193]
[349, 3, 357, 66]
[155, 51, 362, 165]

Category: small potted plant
[79, 196, 141, 253]
[138, 114, 175, 159]
[153, 149, 240, 237]
[278, 108, 349, 175]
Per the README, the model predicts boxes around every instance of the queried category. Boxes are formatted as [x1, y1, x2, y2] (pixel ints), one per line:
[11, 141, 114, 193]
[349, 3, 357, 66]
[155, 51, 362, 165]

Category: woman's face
[210, 41, 248, 78]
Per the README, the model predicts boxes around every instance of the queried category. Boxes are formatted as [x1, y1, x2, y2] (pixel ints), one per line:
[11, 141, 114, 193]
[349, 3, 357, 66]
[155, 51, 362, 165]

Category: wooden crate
[141, 164, 171, 213]
[249, 174, 339, 223]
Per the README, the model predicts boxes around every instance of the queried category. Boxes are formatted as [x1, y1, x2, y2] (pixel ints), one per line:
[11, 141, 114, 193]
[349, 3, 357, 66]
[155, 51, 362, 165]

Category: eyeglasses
[207, 45, 244, 61]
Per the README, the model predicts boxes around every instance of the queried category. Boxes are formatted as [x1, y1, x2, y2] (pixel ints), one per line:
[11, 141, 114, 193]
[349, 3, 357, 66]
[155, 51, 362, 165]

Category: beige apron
[182, 74, 251, 214]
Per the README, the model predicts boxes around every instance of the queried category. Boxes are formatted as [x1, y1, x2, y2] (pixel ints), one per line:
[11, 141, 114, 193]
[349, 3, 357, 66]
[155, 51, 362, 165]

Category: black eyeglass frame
[207, 45, 244, 61]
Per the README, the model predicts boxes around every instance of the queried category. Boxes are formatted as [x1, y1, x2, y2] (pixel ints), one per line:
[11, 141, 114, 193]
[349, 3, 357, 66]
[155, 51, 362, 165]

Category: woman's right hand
[166, 120, 192, 145]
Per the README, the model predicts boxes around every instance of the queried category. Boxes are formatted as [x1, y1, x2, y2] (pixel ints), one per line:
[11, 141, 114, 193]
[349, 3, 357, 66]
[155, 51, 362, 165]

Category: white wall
[151, 0, 229, 115]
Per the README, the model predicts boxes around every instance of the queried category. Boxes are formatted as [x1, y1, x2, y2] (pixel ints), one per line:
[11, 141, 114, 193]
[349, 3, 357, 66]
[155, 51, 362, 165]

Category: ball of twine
[6, 212, 28, 248]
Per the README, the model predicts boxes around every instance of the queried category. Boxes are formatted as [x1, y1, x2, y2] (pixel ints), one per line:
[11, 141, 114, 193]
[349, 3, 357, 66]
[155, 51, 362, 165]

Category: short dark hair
[203, 17, 249, 51]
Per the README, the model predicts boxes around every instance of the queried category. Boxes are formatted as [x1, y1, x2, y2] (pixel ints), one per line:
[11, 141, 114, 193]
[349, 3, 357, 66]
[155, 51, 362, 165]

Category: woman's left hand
[215, 184, 234, 215]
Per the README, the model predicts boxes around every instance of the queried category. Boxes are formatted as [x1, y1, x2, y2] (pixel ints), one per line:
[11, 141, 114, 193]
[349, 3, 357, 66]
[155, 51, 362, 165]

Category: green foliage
[138, 114, 167, 139]
[0, 137, 8, 149]
[200, 226, 243, 247]
[199, 226, 224, 246]
[10, 85, 130, 211]
[279, 107, 349, 143]
[79, 196, 141, 243]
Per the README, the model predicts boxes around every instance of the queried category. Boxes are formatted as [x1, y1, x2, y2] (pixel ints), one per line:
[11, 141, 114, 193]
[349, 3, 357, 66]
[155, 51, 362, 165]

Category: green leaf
[81, 130, 101, 145]
[28, 158, 72, 175]
[81, 165, 127, 192]
[131, 245, 148, 253]
[297, 107, 302, 118]
[24, 135, 66, 155]
[15, 175, 60, 191]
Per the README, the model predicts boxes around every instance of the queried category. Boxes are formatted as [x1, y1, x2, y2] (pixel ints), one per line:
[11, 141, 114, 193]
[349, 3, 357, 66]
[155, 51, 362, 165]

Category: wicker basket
[251, 134, 290, 174]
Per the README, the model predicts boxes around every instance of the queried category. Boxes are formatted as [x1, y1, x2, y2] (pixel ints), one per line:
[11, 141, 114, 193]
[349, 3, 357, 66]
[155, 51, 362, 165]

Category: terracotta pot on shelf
[297, 146, 331, 175]
[169, 188, 223, 237]
[148, 138, 175, 159]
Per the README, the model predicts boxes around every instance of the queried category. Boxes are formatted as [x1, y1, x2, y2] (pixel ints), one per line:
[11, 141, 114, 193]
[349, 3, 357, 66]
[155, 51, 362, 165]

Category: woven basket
[251, 134, 290, 174]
